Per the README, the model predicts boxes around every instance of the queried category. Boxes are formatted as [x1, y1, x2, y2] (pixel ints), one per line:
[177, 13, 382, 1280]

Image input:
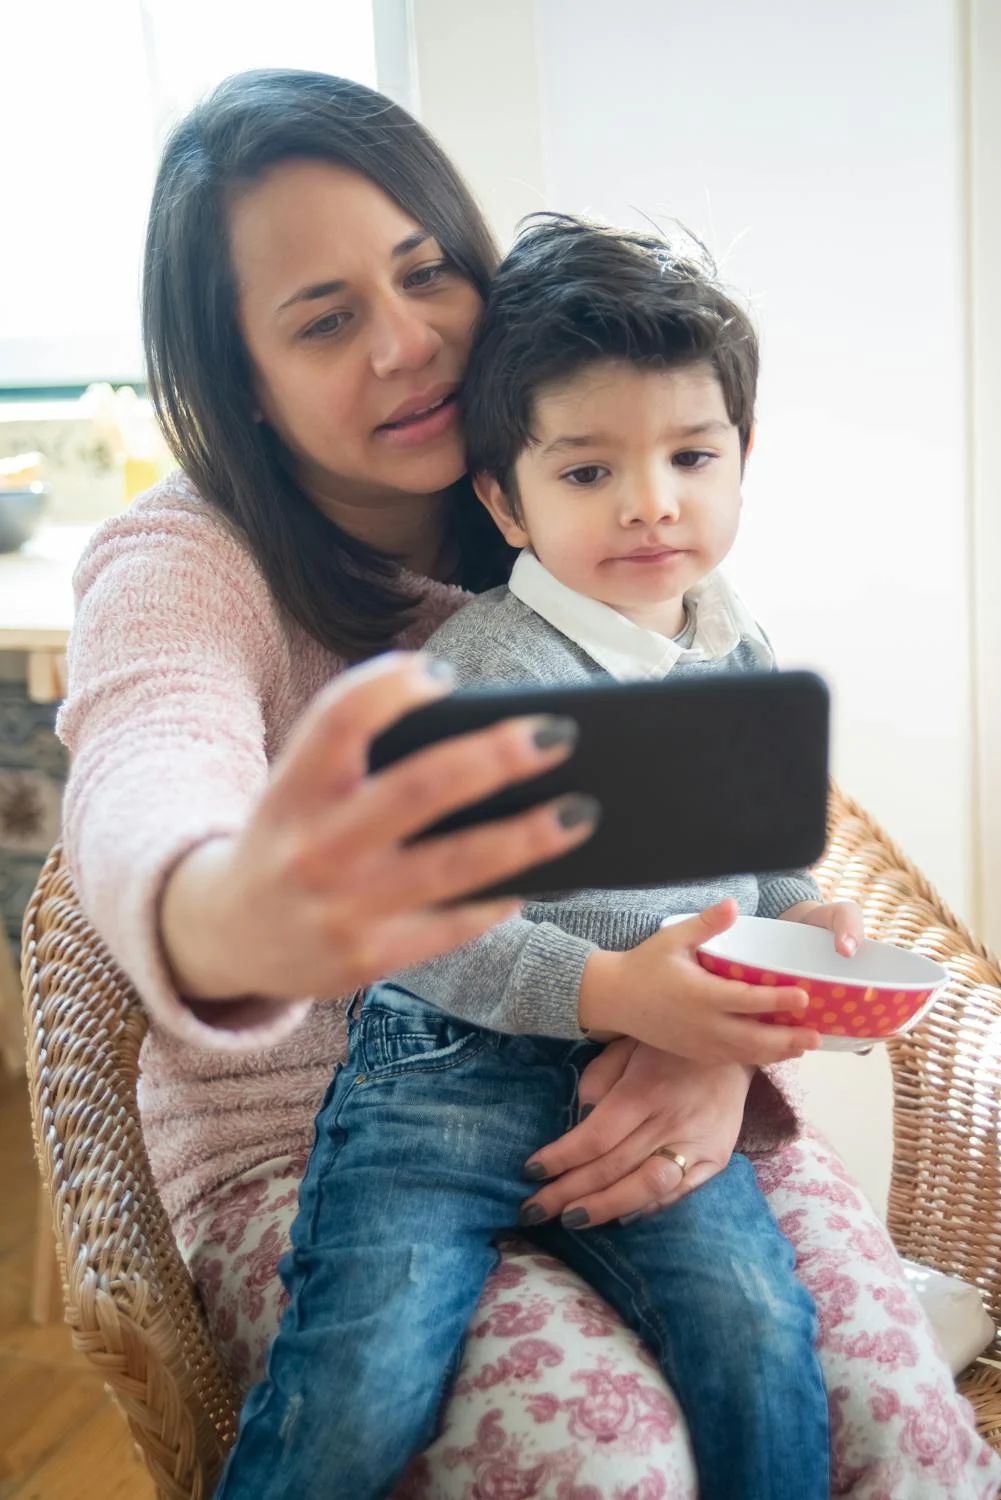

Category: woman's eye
[563, 465, 608, 486]
[302, 310, 350, 340]
[405, 261, 449, 289]
[674, 450, 713, 470]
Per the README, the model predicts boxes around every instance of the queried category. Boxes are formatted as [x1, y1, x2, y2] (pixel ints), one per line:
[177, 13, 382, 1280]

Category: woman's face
[229, 159, 483, 516]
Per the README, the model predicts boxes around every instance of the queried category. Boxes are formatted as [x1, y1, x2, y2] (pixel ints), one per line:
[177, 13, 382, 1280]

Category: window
[0, 0, 404, 390]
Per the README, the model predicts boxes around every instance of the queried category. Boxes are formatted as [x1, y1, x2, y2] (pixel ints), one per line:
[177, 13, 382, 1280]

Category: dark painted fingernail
[619, 1209, 645, 1227]
[522, 1161, 548, 1182]
[578, 1103, 596, 1120]
[518, 1202, 547, 1226]
[561, 1207, 591, 1230]
[424, 658, 455, 683]
[532, 715, 579, 752]
[556, 794, 602, 831]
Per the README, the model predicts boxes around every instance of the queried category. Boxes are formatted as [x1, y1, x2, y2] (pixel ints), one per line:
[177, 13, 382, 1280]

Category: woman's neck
[307, 477, 458, 582]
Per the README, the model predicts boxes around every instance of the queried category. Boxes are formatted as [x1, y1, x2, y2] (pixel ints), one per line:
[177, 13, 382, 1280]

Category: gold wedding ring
[653, 1147, 689, 1178]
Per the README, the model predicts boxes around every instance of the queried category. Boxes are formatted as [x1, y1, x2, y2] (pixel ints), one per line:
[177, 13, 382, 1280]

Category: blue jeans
[216, 984, 829, 1500]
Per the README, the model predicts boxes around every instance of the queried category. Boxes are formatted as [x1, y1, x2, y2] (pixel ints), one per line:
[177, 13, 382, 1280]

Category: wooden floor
[0, 1071, 154, 1499]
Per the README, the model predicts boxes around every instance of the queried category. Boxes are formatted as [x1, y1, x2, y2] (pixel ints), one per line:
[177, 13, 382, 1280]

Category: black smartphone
[369, 670, 830, 898]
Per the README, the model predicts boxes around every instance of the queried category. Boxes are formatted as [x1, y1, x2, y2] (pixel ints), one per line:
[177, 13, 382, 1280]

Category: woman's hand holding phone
[577, 900, 821, 1066]
[159, 654, 597, 1004]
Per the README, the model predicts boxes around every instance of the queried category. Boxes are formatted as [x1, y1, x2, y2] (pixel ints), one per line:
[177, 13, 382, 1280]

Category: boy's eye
[674, 450, 714, 470]
[562, 464, 609, 486]
[302, 310, 351, 340]
[404, 261, 449, 289]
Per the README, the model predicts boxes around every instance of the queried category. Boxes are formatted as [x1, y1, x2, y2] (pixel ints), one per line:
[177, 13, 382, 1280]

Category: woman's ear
[473, 473, 531, 549]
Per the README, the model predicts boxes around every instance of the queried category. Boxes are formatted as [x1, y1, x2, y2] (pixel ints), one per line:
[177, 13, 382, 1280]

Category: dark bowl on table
[0, 485, 49, 553]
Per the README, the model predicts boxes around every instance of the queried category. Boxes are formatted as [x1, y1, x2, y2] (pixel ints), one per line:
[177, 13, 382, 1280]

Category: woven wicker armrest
[21, 845, 240, 1500]
[817, 788, 1001, 1447]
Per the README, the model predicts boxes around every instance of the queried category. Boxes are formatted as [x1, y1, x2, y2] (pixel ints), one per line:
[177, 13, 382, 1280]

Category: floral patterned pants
[178, 1130, 1001, 1499]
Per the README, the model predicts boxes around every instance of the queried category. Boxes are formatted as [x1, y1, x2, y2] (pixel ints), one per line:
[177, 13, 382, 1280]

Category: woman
[59, 69, 1000, 1497]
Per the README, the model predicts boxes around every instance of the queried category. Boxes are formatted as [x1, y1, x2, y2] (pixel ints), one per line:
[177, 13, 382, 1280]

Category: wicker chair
[22, 851, 240, 1500]
[21, 788, 1001, 1498]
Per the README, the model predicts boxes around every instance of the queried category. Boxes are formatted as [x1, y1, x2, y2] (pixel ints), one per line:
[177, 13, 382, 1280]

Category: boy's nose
[622, 477, 681, 526]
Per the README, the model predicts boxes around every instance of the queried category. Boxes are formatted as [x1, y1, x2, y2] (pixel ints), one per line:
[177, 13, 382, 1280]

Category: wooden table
[0, 525, 94, 1073]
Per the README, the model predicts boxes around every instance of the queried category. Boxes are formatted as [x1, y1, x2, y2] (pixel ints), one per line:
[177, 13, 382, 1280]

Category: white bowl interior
[691, 915, 946, 991]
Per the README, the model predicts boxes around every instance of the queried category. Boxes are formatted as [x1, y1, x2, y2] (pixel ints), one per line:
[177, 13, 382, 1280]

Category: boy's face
[476, 360, 744, 636]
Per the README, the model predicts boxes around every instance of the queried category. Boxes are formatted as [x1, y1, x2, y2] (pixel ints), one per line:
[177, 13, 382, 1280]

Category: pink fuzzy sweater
[58, 475, 800, 1229]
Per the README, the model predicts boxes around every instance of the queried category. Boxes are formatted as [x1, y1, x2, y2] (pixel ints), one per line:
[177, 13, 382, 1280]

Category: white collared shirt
[507, 548, 772, 682]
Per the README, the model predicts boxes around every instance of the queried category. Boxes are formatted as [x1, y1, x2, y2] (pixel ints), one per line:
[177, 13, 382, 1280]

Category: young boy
[220, 217, 860, 1500]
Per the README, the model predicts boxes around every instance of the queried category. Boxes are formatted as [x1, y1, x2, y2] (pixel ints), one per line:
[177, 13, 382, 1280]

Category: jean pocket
[356, 988, 490, 1079]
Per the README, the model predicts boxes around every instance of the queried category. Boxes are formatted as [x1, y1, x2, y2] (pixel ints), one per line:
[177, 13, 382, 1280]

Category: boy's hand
[779, 899, 865, 958]
[578, 900, 820, 1067]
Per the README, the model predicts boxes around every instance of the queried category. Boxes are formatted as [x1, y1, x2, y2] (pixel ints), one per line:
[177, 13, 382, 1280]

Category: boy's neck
[611, 595, 689, 639]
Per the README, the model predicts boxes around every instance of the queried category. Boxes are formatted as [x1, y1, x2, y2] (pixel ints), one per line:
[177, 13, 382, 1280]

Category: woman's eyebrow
[275, 231, 433, 316]
[277, 278, 347, 314]
[392, 229, 431, 258]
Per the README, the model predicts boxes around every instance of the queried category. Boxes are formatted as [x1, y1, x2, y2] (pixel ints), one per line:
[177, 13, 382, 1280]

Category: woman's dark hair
[143, 69, 515, 659]
[462, 213, 759, 498]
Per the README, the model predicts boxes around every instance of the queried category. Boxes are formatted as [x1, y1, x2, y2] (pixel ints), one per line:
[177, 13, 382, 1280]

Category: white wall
[969, 0, 1001, 956]
[535, 0, 971, 917]
[410, 0, 546, 246]
[411, 0, 973, 1213]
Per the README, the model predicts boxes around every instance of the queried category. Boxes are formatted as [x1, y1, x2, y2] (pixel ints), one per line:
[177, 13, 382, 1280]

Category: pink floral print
[176, 1134, 1001, 1497]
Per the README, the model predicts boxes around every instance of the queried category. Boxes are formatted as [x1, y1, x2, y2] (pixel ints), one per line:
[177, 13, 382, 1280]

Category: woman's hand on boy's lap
[159, 653, 595, 1004]
[577, 901, 821, 1068]
[519, 1039, 752, 1227]
[779, 898, 866, 958]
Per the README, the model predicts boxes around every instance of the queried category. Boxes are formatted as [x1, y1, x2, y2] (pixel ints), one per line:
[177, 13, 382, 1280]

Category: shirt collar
[507, 549, 764, 681]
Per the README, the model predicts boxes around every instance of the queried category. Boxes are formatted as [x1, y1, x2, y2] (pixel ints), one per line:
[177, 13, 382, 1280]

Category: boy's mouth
[613, 545, 686, 564]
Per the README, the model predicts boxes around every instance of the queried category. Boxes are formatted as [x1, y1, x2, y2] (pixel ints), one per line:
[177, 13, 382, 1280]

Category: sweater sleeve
[394, 917, 595, 1038]
[756, 870, 823, 917]
[57, 486, 312, 1052]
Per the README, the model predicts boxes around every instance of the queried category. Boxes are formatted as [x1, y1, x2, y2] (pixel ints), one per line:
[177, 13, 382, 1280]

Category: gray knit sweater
[395, 586, 820, 1039]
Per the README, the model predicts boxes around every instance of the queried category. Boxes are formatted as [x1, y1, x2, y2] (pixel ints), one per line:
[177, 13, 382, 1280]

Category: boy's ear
[473, 473, 531, 549]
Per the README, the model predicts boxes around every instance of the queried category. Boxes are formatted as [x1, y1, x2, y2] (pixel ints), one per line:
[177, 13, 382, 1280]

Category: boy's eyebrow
[540, 418, 732, 457]
[539, 434, 604, 457]
[275, 231, 432, 314]
[674, 420, 732, 438]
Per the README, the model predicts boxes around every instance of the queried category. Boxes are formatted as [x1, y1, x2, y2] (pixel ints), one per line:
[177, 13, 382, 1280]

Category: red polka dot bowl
[693, 916, 947, 1051]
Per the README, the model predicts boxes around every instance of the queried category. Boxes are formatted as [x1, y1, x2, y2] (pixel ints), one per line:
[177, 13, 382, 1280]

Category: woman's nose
[370, 297, 441, 377]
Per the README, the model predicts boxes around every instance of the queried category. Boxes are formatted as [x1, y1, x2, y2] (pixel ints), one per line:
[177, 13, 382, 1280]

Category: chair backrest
[22, 845, 240, 1500]
[818, 787, 1001, 1341]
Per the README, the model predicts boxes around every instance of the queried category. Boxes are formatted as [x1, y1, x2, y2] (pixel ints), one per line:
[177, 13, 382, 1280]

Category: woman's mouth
[376, 389, 459, 448]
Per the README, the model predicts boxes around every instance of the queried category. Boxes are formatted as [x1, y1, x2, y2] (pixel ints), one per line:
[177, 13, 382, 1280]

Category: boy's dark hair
[461, 214, 758, 495]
